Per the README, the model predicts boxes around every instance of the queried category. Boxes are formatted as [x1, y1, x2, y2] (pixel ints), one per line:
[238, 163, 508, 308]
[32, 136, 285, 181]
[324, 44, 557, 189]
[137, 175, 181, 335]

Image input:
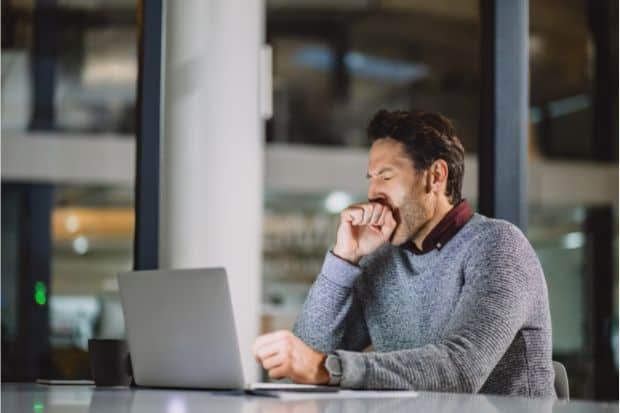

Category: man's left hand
[252, 330, 330, 384]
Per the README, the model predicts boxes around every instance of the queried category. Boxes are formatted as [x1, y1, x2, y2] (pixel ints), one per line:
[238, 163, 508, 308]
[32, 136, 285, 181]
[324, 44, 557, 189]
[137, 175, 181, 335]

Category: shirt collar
[408, 199, 473, 255]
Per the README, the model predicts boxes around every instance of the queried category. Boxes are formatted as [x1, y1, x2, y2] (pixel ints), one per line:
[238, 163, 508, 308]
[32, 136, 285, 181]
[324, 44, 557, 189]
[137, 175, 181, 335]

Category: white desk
[2, 383, 617, 413]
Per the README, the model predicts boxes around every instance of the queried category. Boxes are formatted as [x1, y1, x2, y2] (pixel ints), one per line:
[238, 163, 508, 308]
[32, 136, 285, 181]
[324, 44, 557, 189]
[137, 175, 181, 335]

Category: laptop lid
[118, 267, 245, 389]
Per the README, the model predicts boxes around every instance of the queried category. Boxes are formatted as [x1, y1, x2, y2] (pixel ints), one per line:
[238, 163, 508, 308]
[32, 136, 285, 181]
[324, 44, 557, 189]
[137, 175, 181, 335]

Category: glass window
[267, 3, 480, 153]
[49, 185, 133, 379]
[1, 1, 137, 381]
[528, 0, 619, 400]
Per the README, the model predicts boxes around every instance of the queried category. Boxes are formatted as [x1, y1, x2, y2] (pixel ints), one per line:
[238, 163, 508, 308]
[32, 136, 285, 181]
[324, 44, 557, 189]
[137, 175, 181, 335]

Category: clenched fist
[332, 202, 397, 264]
[252, 330, 329, 384]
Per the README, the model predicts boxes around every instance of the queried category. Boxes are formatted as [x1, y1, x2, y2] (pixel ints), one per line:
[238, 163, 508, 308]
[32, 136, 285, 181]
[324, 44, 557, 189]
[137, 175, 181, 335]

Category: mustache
[368, 198, 401, 227]
[368, 198, 395, 210]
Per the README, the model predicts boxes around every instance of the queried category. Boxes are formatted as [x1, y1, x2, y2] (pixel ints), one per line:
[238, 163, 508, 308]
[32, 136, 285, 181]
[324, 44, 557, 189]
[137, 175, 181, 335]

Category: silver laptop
[118, 267, 245, 389]
[118, 267, 335, 392]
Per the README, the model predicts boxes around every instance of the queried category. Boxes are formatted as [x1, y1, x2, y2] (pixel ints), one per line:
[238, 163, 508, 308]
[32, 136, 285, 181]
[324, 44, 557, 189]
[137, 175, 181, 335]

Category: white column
[160, 0, 264, 382]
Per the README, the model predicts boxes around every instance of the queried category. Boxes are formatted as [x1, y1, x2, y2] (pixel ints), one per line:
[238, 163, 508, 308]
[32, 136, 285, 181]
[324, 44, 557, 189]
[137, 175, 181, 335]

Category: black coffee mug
[88, 339, 133, 387]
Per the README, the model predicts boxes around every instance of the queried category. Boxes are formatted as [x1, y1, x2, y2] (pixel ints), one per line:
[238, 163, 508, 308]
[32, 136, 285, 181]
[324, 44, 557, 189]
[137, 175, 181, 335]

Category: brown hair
[367, 109, 465, 205]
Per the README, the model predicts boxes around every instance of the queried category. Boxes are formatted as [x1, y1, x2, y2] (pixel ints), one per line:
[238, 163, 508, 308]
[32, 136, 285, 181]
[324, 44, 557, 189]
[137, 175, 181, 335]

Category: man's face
[366, 138, 434, 245]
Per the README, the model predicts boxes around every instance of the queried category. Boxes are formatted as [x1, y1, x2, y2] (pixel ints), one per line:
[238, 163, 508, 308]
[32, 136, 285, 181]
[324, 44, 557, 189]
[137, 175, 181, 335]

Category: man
[252, 110, 555, 398]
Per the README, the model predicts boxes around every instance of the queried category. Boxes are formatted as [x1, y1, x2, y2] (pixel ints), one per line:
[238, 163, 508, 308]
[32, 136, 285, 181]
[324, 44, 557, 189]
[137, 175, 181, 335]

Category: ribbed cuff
[335, 350, 367, 389]
[321, 251, 363, 288]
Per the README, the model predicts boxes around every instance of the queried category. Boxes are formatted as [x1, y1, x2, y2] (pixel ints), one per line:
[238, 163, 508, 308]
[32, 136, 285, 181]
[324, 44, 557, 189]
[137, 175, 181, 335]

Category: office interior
[1, 0, 618, 404]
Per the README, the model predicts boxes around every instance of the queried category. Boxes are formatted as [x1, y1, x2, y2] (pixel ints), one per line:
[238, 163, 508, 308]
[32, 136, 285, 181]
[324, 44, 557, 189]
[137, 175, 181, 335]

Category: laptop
[118, 267, 336, 393]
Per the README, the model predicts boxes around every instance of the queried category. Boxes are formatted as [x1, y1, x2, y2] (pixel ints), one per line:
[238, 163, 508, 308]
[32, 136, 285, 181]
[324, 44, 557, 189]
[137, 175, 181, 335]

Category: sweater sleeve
[335, 225, 534, 392]
[292, 251, 371, 353]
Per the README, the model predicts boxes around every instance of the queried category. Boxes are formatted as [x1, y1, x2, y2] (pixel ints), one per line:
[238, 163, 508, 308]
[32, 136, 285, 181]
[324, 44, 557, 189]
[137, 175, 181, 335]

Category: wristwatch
[324, 353, 343, 386]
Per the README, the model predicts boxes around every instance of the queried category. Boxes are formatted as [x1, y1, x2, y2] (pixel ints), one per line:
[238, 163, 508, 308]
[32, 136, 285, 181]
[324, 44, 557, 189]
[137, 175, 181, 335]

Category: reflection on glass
[267, 4, 480, 151]
[50, 185, 134, 378]
[529, 206, 587, 354]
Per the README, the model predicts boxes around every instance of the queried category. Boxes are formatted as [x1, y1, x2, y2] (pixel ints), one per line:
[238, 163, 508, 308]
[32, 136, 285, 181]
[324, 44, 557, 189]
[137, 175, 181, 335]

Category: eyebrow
[366, 167, 394, 179]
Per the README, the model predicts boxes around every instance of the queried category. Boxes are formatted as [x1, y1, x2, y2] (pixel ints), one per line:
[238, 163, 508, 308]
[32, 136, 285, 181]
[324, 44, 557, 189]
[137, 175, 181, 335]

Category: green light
[33, 401, 44, 413]
[35, 291, 46, 306]
[35, 281, 46, 293]
[34, 282, 47, 306]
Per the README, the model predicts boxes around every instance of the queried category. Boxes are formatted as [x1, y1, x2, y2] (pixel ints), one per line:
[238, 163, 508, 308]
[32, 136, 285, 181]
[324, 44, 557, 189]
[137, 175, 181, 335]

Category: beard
[389, 195, 431, 246]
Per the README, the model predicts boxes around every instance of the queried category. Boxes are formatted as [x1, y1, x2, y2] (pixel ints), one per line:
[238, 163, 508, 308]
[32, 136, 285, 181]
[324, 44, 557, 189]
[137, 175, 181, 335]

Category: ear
[429, 159, 448, 194]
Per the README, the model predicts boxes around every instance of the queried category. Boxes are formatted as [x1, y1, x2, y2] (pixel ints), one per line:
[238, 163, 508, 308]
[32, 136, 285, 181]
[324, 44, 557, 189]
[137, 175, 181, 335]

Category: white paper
[264, 390, 419, 401]
[249, 383, 333, 391]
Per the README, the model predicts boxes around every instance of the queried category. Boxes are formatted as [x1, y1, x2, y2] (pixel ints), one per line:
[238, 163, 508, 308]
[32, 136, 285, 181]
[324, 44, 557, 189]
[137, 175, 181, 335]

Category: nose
[367, 181, 385, 204]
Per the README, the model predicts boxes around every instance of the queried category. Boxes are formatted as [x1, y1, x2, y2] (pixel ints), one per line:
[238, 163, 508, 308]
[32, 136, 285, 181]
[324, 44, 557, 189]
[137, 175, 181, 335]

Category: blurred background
[1, 0, 618, 401]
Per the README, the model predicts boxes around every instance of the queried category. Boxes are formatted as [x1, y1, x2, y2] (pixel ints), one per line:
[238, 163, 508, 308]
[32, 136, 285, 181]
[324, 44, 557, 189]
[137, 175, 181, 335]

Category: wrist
[314, 353, 329, 384]
[332, 246, 361, 265]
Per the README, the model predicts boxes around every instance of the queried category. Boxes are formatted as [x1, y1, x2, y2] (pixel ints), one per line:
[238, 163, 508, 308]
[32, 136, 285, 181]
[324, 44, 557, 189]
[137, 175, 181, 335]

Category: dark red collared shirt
[409, 199, 474, 255]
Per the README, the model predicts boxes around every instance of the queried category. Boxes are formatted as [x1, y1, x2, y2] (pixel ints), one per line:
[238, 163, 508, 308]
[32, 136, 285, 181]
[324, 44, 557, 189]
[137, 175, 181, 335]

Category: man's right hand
[332, 203, 397, 265]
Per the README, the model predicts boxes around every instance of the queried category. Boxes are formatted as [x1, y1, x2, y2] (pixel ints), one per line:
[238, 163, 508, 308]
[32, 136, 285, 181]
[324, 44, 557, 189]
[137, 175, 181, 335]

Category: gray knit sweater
[293, 213, 556, 398]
